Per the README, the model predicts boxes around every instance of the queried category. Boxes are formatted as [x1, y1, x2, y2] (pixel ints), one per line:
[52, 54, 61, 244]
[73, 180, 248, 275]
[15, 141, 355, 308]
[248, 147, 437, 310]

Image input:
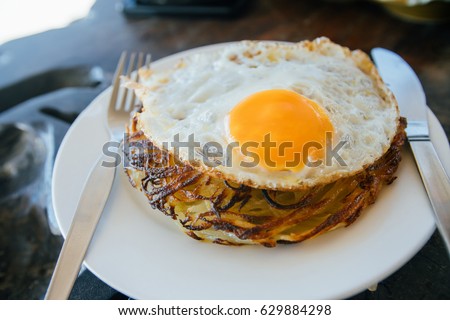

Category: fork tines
[110, 51, 151, 112]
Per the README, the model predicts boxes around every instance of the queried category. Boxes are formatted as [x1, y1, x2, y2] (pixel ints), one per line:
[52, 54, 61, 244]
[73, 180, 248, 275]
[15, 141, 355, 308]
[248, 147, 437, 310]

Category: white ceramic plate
[53, 43, 450, 300]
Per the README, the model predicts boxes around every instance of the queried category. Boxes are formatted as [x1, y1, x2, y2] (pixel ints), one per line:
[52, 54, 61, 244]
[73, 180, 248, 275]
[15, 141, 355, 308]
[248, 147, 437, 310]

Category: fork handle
[409, 140, 450, 255]
[45, 153, 117, 299]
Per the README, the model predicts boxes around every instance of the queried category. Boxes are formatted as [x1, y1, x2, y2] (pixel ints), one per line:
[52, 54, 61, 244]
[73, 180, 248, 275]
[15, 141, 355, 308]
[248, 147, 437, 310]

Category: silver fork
[45, 52, 150, 300]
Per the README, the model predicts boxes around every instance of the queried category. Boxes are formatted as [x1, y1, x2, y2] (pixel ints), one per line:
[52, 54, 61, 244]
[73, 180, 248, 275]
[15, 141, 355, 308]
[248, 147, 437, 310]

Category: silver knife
[45, 156, 116, 299]
[372, 48, 450, 254]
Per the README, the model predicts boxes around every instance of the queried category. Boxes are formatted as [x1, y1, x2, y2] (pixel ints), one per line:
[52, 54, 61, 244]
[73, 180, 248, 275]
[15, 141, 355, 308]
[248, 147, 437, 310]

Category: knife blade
[372, 48, 450, 255]
[45, 154, 116, 299]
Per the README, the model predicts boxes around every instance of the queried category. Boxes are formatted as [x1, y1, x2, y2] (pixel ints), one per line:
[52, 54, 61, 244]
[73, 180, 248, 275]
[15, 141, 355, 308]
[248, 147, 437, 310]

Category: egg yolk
[228, 89, 334, 171]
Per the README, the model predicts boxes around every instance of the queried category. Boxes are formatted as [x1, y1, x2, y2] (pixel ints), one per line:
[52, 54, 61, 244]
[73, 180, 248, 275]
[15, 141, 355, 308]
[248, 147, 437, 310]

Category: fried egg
[132, 37, 399, 190]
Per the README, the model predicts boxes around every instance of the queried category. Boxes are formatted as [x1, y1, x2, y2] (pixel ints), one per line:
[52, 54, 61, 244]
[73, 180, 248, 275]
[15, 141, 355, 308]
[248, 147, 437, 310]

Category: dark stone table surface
[0, 0, 449, 299]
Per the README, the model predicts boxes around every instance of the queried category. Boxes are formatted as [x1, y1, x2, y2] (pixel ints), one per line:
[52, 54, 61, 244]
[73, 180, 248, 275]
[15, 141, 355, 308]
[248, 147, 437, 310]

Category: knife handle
[45, 153, 117, 299]
[409, 140, 450, 254]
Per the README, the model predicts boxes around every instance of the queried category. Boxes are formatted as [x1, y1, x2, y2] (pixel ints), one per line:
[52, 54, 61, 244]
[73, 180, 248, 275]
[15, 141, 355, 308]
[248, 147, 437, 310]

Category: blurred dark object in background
[380, 0, 450, 23]
[0, 123, 62, 299]
[0, 66, 103, 113]
[324, 0, 450, 23]
[122, 0, 249, 16]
